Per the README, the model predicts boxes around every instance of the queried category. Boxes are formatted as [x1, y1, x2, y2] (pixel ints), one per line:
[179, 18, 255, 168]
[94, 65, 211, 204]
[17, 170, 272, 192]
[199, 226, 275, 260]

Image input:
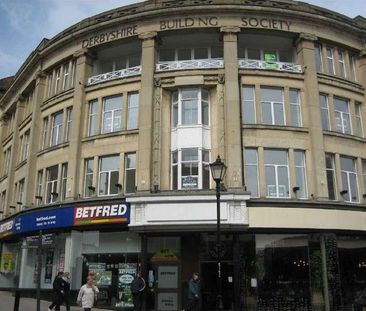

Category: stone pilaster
[137, 32, 157, 192]
[24, 71, 46, 207]
[296, 33, 328, 200]
[221, 26, 243, 188]
[67, 49, 93, 199]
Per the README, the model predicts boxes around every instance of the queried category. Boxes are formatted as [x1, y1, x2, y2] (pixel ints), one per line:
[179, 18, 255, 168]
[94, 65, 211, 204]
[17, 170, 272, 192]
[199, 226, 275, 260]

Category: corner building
[0, 1, 366, 310]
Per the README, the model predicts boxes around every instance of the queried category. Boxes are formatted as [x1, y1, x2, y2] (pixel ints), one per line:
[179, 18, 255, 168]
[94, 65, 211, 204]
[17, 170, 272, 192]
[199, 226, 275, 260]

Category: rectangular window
[3, 147, 11, 176]
[127, 92, 139, 130]
[41, 117, 49, 149]
[349, 54, 357, 82]
[88, 100, 97, 136]
[47, 73, 53, 97]
[17, 179, 25, 206]
[172, 151, 178, 190]
[172, 92, 178, 127]
[125, 153, 136, 194]
[54, 67, 61, 94]
[362, 160, 366, 194]
[50, 111, 64, 146]
[319, 94, 330, 130]
[334, 97, 351, 134]
[65, 108, 72, 142]
[242, 86, 256, 124]
[325, 153, 337, 200]
[98, 155, 119, 196]
[62, 63, 70, 91]
[261, 87, 285, 125]
[244, 148, 259, 197]
[264, 149, 289, 198]
[315, 43, 323, 72]
[294, 150, 307, 199]
[20, 130, 30, 162]
[338, 50, 346, 78]
[84, 158, 94, 197]
[181, 89, 199, 125]
[46, 165, 58, 204]
[290, 89, 302, 127]
[1, 191, 6, 213]
[326, 47, 335, 75]
[102, 95, 122, 133]
[70, 60, 76, 88]
[340, 156, 358, 203]
[202, 150, 210, 189]
[37, 170, 43, 199]
[61, 163, 68, 200]
[355, 102, 363, 137]
[181, 149, 199, 189]
[201, 89, 209, 126]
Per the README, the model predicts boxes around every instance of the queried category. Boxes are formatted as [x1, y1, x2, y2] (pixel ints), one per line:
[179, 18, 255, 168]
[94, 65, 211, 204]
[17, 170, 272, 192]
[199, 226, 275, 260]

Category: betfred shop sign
[74, 203, 130, 226]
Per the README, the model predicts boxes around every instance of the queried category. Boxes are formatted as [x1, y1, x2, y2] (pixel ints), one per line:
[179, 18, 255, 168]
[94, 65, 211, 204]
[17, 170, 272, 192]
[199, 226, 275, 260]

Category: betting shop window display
[255, 234, 311, 311]
[71, 231, 141, 309]
[0, 242, 21, 288]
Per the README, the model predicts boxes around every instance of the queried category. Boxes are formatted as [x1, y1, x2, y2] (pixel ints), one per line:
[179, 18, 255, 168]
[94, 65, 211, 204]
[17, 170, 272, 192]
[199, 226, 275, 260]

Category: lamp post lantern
[209, 155, 227, 311]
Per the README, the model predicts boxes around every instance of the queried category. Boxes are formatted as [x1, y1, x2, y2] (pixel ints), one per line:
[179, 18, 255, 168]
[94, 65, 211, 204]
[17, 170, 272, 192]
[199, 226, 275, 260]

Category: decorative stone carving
[138, 31, 158, 40]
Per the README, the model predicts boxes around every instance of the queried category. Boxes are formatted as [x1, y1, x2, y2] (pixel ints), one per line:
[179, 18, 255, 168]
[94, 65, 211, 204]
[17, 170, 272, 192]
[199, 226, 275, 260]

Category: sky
[0, 0, 365, 79]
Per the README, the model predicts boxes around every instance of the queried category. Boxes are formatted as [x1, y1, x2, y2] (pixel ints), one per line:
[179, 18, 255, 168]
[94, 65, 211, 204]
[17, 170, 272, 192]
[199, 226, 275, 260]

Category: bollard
[13, 290, 20, 311]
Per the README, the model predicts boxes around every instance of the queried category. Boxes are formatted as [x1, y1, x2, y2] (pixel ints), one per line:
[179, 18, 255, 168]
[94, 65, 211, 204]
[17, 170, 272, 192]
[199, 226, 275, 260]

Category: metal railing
[87, 66, 142, 85]
[238, 59, 304, 73]
[156, 58, 224, 72]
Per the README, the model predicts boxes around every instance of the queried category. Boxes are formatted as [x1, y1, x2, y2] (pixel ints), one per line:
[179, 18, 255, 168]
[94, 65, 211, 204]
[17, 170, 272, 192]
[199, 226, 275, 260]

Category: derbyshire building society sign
[79, 15, 293, 48]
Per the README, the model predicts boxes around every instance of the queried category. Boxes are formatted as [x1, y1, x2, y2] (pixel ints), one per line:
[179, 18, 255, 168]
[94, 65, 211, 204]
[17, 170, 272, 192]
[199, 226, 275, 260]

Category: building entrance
[201, 261, 234, 311]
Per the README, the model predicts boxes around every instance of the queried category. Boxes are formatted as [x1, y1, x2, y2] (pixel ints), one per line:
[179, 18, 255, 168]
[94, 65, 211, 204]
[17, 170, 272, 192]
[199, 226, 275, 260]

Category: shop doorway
[201, 261, 234, 311]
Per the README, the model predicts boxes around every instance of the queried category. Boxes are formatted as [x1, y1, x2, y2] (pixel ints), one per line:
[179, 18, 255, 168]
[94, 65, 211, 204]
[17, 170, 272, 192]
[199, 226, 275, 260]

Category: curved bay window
[172, 88, 209, 127]
[171, 148, 210, 190]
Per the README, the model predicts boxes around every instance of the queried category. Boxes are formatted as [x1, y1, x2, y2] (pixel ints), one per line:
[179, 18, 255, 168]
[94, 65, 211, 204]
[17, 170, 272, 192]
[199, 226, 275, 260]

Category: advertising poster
[44, 251, 54, 284]
[0, 252, 13, 273]
[264, 52, 278, 69]
[88, 263, 112, 286]
[116, 263, 136, 308]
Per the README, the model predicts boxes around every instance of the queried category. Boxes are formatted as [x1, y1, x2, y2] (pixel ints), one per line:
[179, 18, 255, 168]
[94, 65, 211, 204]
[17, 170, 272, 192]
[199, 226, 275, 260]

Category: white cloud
[0, 50, 21, 77]
[0, 0, 35, 32]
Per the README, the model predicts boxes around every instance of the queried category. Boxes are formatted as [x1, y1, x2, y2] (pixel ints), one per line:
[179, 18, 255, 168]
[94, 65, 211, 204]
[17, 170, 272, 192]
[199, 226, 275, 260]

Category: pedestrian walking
[130, 272, 146, 311]
[186, 272, 201, 311]
[62, 272, 71, 311]
[77, 276, 99, 311]
[48, 272, 65, 311]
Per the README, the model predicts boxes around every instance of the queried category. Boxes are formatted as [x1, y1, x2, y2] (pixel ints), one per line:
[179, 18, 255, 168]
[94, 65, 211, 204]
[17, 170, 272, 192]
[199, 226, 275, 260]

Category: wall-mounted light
[35, 195, 43, 201]
[293, 186, 300, 193]
[17, 201, 22, 206]
[9, 205, 16, 210]
[151, 185, 159, 193]
[88, 186, 96, 192]
[340, 190, 348, 196]
[362, 193, 366, 199]
[51, 192, 58, 199]
[115, 183, 122, 190]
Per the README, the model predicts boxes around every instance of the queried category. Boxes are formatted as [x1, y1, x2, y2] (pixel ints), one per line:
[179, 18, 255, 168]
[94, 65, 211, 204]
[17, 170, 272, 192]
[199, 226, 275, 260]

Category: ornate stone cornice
[220, 26, 240, 34]
[296, 32, 318, 45]
[138, 31, 158, 40]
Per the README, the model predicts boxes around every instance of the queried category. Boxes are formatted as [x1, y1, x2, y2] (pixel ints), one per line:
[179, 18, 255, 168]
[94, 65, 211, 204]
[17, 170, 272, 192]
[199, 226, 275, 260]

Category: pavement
[0, 290, 111, 311]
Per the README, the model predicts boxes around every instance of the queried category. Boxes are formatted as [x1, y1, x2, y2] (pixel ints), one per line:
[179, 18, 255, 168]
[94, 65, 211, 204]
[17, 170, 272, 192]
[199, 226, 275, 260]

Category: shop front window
[255, 234, 311, 310]
[0, 242, 21, 289]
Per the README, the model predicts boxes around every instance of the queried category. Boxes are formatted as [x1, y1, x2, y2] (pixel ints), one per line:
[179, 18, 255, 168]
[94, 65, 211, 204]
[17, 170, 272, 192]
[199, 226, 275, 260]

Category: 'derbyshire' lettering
[82, 25, 138, 48]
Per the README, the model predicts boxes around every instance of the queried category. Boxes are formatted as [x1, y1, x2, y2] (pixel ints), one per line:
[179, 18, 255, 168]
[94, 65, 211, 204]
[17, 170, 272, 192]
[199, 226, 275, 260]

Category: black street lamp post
[209, 155, 227, 311]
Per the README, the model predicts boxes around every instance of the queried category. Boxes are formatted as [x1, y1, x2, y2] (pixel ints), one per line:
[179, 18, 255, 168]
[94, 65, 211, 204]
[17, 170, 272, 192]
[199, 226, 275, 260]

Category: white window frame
[260, 87, 285, 125]
[65, 107, 72, 142]
[315, 43, 323, 72]
[334, 97, 351, 134]
[37, 170, 43, 199]
[355, 102, 364, 138]
[127, 92, 139, 130]
[338, 50, 346, 78]
[46, 166, 58, 204]
[294, 150, 308, 199]
[264, 150, 290, 198]
[290, 89, 302, 127]
[41, 117, 49, 150]
[125, 153, 136, 194]
[349, 54, 357, 82]
[21, 130, 30, 162]
[242, 85, 256, 124]
[17, 179, 25, 206]
[98, 155, 119, 196]
[84, 158, 94, 198]
[0, 191, 6, 213]
[173, 88, 210, 127]
[50, 111, 64, 146]
[340, 156, 359, 203]
[319, 94, 331, 131]
[70, 60, 76, 88]
[62, 62, 70, 91]
[88, 100, 98, 136]
[325, 153, 337, 201]
[54, 67, 61, 94]
[244, 148, 259, 197]
[47, 72, 53, 98]
[326, 47, 335, 75]
[102, 96, 122, 133]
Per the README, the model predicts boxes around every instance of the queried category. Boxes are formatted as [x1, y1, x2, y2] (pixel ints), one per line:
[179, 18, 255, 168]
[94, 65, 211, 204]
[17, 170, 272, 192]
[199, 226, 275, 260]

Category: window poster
[264, 51, 278, 69]
[88, 262, 112, 286]
[44, 251, 54, 284]
[0, 252, 14, 273]
[116, 263, 136, 308]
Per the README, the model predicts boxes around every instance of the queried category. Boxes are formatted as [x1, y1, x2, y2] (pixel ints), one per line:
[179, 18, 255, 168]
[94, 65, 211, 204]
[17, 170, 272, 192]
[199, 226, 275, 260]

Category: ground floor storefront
[1, 231, 366, 311]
